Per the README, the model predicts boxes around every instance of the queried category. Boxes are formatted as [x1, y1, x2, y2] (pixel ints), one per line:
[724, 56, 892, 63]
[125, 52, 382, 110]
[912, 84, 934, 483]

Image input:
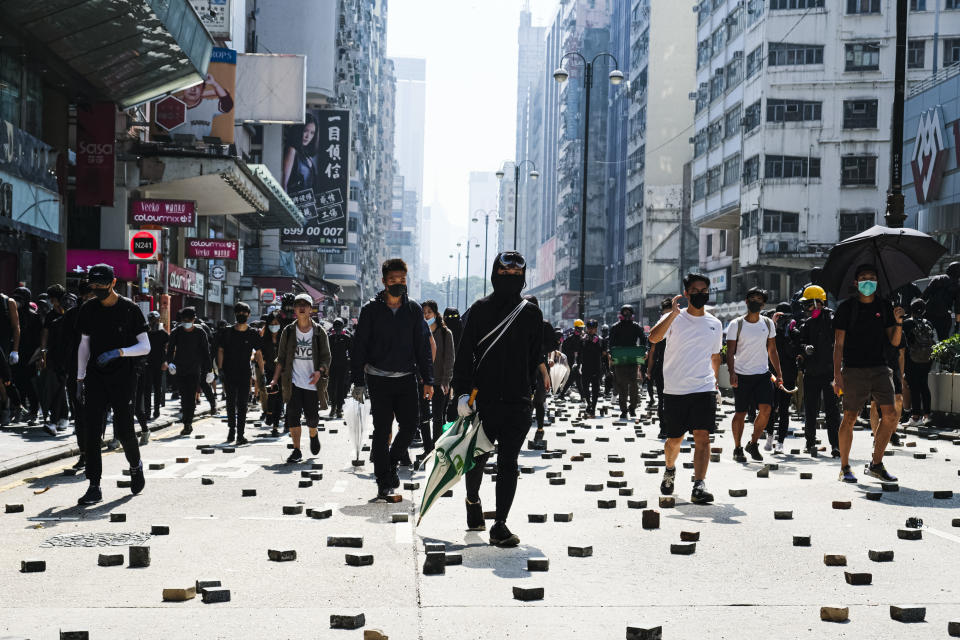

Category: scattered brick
[568, 546, 593, 557]
[328, 536, 363, 548]
[820, 607, 849, 623]
[330, 614, 365, 630]
[869, 550, 894, 562]
[345, 554, 374, 567]
[844, 571, 872, 585]
[97, 553, 124, 567]
[890, 606, 925, 623]
[20, 560, 45, 573]
[129, 546, 150, 568]
[793, 536, 811, 547]
[512, 586, 544, 601]
[642, 510, 660, 529]
[823, 554, 847, 566]
[527, 557, 549, 571]
[670, 543, 696, 555]
[268, 549, 296, 562]
[162, 587, 197, 601]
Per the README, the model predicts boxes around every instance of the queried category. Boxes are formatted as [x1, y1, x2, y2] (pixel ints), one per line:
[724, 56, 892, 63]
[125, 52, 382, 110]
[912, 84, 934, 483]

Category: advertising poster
[280, 108, 349, 250]
[152, 47, 236, 143]
[76, 102, 116, 207]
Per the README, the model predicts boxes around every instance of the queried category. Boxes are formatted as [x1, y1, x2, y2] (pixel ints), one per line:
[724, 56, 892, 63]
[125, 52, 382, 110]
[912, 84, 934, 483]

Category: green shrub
[931, 334, 960, 373]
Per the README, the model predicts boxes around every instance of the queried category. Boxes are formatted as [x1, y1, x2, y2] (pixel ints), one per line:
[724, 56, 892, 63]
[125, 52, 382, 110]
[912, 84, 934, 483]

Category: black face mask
[235, 314, 249, 324]
[688, 292, 709, 309]
[387, 283, 407, 298]
[491, 273, 524, 297]
[92, 288, 110, 301]
[747, 300, 764, 313]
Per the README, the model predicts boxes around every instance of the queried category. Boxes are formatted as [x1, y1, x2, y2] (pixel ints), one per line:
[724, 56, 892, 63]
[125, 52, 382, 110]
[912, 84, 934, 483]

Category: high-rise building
[393, 57, 427, 283]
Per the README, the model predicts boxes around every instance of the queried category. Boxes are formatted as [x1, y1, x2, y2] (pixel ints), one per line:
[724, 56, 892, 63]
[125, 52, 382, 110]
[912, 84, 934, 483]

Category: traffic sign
[128, 229, 160, 262]
[210, 264, 226, 281]
[260, 288, 276, 305]
[155, 96, 187, 131]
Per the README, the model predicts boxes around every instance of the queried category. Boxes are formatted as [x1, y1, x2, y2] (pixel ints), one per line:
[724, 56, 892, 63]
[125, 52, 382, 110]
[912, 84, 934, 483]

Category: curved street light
[496, 160, 539, 252]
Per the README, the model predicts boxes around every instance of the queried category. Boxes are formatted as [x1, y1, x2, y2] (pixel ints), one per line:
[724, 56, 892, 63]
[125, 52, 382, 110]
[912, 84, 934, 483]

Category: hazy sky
[387, 0, 558, 283]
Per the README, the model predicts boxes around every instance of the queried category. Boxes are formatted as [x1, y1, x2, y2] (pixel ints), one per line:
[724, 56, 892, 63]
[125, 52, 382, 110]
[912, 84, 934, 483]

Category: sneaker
[690, 481, 714, 504]
[733, 446, 747, 463]
[744, 441, 763, 462]
[489, 521, 520, 547]
[43, 423, 57, 437]
[138, 430, 149, 446]
[764, 432, 775, 451]
[270, 427, 280, 437]
[830, 448, 841, 458]
[805, 445, 819, 458]
[660, 467, 676, 495]
[371, 485, 391, 502]
[56, 419, 69, 431]
[180, 425, 193, 436]
[309, 433, 321, 455]
[533, 428, 545, 442]
[466, 499, 486, 531]
[77, 484, 102, 505]
[889, 432, 902, 447]
[236, 434, 249, 446]
[839, 465, 857, 483]
[906, 417, 920, 427]
[921, 416, 932, 425]
[285, 448, 303, 464]
[71, 456, 86, 470]
[865, 462, 897, 482]
[226, 429, 235, 443]
[773, 441, 783, 454]
[130, 463, 145, 495]
[628, 408, 636, 418]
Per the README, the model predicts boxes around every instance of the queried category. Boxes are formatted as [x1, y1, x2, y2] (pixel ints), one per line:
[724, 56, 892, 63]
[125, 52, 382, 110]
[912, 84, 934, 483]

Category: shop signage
[186, 238, 238, 260]
[260, 288, 276, 305]
[152, 48, 236, 143]
[189, 0, 232, 39]
[706, 267, 730, 292]
[155, 96, 187, 132]
[210, 264, 226, 280]
[130, 199, 196, 226]
[76, 102, 116, 207]
[0, 117, 58, 192]
[168, 264, 204, 297]
[208, 280, 222, 304]
[911, 106, 950, 204]
[128, 229, 160, 262]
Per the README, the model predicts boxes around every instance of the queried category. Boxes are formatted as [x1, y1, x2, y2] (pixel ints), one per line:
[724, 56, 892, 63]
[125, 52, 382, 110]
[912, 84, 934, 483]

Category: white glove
[457, 394, 475, 417]
[8, 351, 18, 365]
[205, 372, 215, 384]
[167, 363, 177, 375]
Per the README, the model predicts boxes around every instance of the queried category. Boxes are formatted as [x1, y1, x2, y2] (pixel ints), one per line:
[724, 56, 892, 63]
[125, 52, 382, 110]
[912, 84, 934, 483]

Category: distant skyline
[387, 0, 558, 285]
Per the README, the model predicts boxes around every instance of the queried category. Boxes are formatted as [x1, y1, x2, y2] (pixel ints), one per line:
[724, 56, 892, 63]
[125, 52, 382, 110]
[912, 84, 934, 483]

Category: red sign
[155, 96, 187, 132]
[260, 288, 276, 305]
[67, 249, 139, 281]
[130, 199, 196, 226]
[186, 239, 238, 260]
[168, 264, 204, 297]
[911, 107, 950, 204]
[130, 231, 158, 260]
[76, 102, 116, 207]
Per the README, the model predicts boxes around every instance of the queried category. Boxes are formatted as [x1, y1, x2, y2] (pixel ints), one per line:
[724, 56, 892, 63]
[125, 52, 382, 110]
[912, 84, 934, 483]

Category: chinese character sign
[186, 239, 238, 260]
[281, 108, 349, 249]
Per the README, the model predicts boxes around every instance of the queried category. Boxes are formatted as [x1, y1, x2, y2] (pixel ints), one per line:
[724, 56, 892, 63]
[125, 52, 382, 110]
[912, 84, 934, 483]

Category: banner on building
[76, 102, 116, 207]
[152, 47, 236, 143]
[281, 108, 349, 249]
[129, 199, 196, 226]
[186, 238, 238, 260]
[234, 54, 306, 123]
[168, 264, 205, 297]
[189, 0, 232, 39]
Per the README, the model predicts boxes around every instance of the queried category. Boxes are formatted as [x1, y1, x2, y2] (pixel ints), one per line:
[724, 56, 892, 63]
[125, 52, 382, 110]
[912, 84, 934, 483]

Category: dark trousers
[419, 390, 450, 454]
[534, 380, 547, 429]
[175, 373, 199, 428]
[653, 372, 665, 422]
[583, 373, 600, 413]
[83, 368, 140, 484]
[132, 368, 148, 430]
[767, 369, 797, 442]
[329, 365, 349, 412]
[614, 364, 638, 413]
[12, 362, 39, 415]
[224, 379, 251, 433]
[803, 373, 840, 449]
[465, 401, 532, 523]
[930, 313, 952, 342]
[141, 366, 164, 415]
[263, 366, 283, 427]
[284, 385, 319, 430]
[644, 371, 655, 404]
[66, 376, 85, 454]
[905, 360, 932, 415]
[44, 368, 68, 423]
[367, 374, 420, 485]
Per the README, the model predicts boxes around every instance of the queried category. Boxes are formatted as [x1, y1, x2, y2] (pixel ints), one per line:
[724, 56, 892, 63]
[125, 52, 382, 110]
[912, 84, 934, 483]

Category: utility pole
[885, 0, 908, 229]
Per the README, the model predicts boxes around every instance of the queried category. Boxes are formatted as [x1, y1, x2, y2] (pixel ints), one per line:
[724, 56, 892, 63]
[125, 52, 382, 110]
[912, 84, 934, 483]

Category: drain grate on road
[39, 532, 152, 548]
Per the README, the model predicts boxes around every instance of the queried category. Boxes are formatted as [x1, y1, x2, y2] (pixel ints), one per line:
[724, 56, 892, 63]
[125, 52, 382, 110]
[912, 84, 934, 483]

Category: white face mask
[268, 324, 280, 333]
[426, 317, 436, 326]
[182, 322, 194, 330]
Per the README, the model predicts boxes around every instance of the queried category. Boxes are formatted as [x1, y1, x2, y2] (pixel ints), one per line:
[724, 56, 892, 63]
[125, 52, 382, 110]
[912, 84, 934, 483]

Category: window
[847, 0, 880, 14]
[747, 0, 764, 24]
[719, 230, 727, 253]
[768, 43, 824, 66]
[908, 40, 926, 68]
[841, 156, 877, 185]
[693, 175, 707, 201]
[726, 57, 744, 89]
[711, 27, 725, 57]
[946, 39, 960, 65]
[947, 0, 960, 8]
[910, 0, 926, 9]
[710, 71, 725, 101]
[763, 210, 800, 233]
[842, 100, 879, 128]
[727, 6, 744, 41]
[723, 153, 741, 187]
[742, 155, 760, 184]
[839, 212, 875, 240]
[694, 129, 708, 157]
[708, 119, 723, 148]
[706, 234, 713, 257]
[697, 0, 711, 25]
[746, 45, 763, 78]
[743, 101, 762, 133]
[766, 99, 822, 122]
[845, 42, 880, 70]
[725, 105, 742, 139]
[741, 208, 760, 237]
[770, 0, 823, 8]
[707, 166, 722, 194]
[765, 155, 821, 179]
[697, 40, 712, 69]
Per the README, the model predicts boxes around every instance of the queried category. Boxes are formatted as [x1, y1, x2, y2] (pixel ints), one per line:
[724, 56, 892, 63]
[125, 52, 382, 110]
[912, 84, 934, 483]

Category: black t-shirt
[77, 296, 148, 376]
[834, 297, 895, 368]
[43, 309, 67, 368]
[218, 325, 262, 382]
[147, 329, 169, 367]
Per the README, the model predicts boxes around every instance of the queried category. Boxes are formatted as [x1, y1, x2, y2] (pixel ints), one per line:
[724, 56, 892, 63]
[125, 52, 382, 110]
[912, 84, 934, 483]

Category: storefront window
[0, 31, 44, 138]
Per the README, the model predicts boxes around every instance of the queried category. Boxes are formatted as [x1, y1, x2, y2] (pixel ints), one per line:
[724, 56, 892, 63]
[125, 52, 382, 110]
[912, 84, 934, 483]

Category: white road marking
[182, 515, 219, 520]
[925, 526, 960, 545]
[394, 520, 413, 544]
[331, 479, 348, 493]
[27, 517, 80, 521]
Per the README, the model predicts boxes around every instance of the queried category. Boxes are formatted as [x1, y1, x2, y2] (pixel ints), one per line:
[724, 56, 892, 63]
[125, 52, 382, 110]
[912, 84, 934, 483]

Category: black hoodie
[451, 257, 544, 405]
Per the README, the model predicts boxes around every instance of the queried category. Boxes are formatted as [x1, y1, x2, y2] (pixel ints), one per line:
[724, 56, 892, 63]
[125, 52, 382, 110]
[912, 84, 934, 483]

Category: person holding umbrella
[832, 264, 904, 483]
[921, 261, 960, 341]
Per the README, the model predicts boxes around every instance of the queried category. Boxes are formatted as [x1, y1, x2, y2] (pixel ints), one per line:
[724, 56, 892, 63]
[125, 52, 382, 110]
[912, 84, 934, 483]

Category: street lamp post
[496, 162, 539, 251]
[554, 51, 623, 318]
[453, 248, 462, 310]
[885, 0, 908, 229]
[463, 237, 480, 308]
[473, 210, 501, 296]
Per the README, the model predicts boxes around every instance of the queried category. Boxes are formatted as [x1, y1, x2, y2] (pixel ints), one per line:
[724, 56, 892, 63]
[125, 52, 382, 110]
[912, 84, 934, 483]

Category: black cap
[88, 263, 115, 285]
[745, 286, 768, 302]
[586, 319, 599, 328]
[854, 263, 878, 279]
[620, 304, 634, 314]
[12, 286, 31, 301]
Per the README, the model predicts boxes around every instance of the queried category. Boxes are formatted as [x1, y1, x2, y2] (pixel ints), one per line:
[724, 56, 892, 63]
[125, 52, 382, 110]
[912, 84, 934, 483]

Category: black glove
[75, 380, 85, 404]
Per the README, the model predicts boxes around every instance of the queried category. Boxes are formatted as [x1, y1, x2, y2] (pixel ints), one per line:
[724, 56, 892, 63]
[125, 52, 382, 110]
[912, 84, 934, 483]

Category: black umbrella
[821, 225, 947, 300]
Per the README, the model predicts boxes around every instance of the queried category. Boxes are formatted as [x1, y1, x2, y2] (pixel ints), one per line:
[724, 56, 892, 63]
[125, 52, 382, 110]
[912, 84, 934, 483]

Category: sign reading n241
[128, 229, 160, 263]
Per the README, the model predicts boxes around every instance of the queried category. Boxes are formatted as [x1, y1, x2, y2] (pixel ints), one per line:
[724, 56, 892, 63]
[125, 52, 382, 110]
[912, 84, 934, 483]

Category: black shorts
[662, 392, 717, 438]
[734, 373, 774, 412]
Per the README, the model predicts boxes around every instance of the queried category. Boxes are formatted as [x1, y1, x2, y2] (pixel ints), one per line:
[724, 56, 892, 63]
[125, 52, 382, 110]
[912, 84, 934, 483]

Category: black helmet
[332, 318, 344, 329]
[586, 319, 599, 328]
[947, 261, 960, 279]
[147, 310, 160, 320]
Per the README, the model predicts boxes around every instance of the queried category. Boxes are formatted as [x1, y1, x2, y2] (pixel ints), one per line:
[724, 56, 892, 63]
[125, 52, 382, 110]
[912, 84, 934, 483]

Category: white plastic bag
[343, 397, 371, 461]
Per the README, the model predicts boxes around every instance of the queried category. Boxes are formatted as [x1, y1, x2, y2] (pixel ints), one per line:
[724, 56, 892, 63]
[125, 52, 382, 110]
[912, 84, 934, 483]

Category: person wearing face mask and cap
[163, 306, 212, 437]
[350, 258, 434, 500]
[452, 251, 549, 547]
[902, 297, 937, 427]
[143, 311, 169, 420]
[217, 302, 263, 445]
[10, 287, 42, 425]
[259, 311, 285, 436]
[75, 264, 152, 505]
[327, 318, 352, 419]
[608, 304, 647, 419]
[795, 285, 841, 457]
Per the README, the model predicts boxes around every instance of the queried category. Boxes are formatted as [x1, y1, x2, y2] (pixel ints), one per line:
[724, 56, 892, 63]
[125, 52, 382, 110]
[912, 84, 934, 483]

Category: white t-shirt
[663, 309, 724, 395]
[292, 326, 315, 390]
[725, 315, 776, 375]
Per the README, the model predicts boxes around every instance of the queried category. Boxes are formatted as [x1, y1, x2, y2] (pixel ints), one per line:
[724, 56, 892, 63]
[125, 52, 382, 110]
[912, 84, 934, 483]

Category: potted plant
[930, 335, 960, 413]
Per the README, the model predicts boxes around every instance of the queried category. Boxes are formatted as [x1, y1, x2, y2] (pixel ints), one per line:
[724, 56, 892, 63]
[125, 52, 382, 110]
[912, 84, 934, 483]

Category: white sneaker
[764, 432, 775, 451]
[773, 441, 783, 454]
[906, 417, 920, 427]
[56, 419, 69, 431]
[42, 423, 58, 437]
[921, 416, 932, 425]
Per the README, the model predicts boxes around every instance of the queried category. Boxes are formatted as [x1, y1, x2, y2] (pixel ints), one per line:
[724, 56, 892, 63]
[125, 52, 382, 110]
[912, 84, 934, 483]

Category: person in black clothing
[442, 308, 464, 424]
[196, 318, 218, 414]
[922, 261, 960, 341]
[218, 302, 262, 445]
[39, 284, 69, 435]
[903, 298, 937, 425]
[646, 298, 672, 432]
[579, 319, 605, 416]
[765, 303, 799, 453]
[327, 317, 352, 419]
[608, 304, 646, 418]
[523, 295, 556, 440]
[10, 287, 41, 423]
[559, 322, 583, 398]
[600, 324, 613, 398]
[62, 282, 94, 469]
[143, 311, 169, 419]
[795, 285, 840, 457]
[259, 312, 285, 436]
[350, 258, 434, 499]
[164, 307, 212, 436]
[453, 251, 548, 547]
[75, 264, 151, 505]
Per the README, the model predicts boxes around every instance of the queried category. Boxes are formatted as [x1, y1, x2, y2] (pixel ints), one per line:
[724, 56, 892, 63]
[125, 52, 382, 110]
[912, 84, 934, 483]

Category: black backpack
[908, 319, 936, 363]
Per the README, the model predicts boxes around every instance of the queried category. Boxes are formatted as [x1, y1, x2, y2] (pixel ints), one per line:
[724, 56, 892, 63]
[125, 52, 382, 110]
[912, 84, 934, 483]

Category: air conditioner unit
[700, 82, 709, 89]
[688, 136, 696, 143]
[715, 68, 725, 75]
[688, 92, 699, 100]
[733, 50, 743, 58]
[692, 4, 700, 11]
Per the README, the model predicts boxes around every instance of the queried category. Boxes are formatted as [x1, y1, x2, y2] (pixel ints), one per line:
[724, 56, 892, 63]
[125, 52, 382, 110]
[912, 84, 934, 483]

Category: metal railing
[908, 61, 960, 97]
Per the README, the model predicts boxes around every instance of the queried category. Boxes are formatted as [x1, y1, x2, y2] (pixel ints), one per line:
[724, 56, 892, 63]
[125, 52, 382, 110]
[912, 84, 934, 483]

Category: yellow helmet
[573, 318, 585, 328]
[800, 285, 827, 302]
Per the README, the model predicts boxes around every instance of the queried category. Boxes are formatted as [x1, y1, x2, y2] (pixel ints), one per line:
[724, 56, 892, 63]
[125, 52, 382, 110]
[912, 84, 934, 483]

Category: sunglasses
[497, 252, 526, 269]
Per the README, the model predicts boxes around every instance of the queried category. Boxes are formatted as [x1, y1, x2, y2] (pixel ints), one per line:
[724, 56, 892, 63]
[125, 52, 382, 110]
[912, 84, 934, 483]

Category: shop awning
[239, 164, 306, 230]
[0, 0, 214, 108]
